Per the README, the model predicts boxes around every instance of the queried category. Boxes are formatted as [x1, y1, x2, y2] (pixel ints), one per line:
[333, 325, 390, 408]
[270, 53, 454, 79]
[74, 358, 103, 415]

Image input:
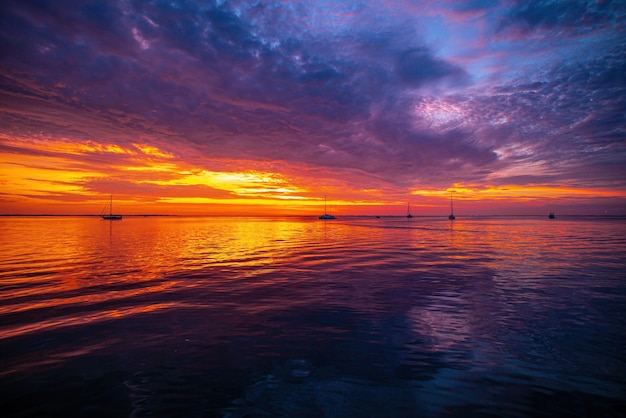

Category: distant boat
[319, 195, 336, 220]
[406, 202, 413, 218]
[549, 212, 556, 219]
[448, 192, 455, 220]
[101, 195, 122, 220]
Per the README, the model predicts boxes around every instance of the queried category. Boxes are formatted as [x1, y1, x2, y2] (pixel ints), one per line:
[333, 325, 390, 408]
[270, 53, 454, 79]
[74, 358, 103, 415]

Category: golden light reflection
[0, 303, 177, 340]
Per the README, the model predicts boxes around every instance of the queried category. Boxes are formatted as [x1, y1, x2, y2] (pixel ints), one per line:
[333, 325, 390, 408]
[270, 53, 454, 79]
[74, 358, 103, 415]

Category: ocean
[1, 215, 625, 417]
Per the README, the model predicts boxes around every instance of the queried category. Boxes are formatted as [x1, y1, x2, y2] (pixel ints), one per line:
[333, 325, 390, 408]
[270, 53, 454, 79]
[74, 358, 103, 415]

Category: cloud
[397, 47, 470, 88]
[462, 45, 626, 188]
[1, 0, 625, 214]
[497, 0, 626, 37]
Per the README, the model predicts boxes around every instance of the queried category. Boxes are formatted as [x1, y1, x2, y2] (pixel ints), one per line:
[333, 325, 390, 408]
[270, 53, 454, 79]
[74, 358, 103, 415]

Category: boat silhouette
[101, 195, 122, 220]
[319, 195, 336, 220]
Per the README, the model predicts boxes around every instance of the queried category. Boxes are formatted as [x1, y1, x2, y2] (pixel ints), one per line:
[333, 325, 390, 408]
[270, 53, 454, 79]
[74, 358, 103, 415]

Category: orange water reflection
[0, 216, 332, 340]
[0, 303, 176, 340]
[2, 216, 625, 343]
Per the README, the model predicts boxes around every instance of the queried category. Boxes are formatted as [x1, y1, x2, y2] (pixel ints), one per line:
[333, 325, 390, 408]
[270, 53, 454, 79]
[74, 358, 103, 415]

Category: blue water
[1, 216, 625, 417]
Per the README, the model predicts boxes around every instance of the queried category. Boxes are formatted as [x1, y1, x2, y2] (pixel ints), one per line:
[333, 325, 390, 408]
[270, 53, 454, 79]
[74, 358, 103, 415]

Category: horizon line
[1, 213, 625, 218]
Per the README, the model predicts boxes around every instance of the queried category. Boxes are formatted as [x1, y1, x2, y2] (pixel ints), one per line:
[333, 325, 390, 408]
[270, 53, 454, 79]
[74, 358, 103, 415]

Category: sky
[1, 0, 625, 216]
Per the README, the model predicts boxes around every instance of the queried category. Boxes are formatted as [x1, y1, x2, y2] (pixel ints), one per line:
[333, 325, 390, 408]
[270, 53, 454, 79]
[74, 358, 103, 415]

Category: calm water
[1, 216, 625, 417]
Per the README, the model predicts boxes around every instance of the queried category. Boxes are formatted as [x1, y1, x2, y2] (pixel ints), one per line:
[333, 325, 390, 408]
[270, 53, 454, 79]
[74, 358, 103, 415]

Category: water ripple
[1, 216, 625, 416]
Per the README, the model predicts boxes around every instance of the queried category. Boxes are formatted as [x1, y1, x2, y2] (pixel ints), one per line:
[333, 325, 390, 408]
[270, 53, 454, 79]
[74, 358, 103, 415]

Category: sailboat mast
[450, 193, 453, 215]
[110, 195, 113, 216]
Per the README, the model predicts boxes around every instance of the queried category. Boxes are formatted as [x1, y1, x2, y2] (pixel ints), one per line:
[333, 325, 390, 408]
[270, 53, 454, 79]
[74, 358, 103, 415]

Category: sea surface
[1, 215, 625, 417]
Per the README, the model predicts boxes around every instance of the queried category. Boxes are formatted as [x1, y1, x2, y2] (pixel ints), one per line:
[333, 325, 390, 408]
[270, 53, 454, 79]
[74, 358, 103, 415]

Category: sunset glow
[1, 1, 625, 216]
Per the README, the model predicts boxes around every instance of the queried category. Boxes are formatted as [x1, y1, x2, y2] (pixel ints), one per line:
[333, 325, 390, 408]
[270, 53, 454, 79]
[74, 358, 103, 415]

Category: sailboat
[549, 212, 556, 219]
[101, 195, 122, 220]
[406, 202, 413, 218]
[448, 192, 455, 220]
[319, 195, 336, 220]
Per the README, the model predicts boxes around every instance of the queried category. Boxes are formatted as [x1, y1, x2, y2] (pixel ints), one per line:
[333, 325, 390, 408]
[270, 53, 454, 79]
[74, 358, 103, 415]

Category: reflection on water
[1, 216, 625, 417]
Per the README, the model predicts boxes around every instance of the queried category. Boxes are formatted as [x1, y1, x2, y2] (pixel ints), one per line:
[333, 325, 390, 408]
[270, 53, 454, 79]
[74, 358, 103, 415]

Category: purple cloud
[498, 0, 625, 36]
